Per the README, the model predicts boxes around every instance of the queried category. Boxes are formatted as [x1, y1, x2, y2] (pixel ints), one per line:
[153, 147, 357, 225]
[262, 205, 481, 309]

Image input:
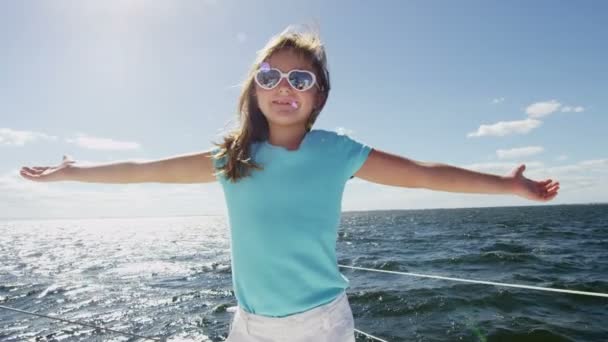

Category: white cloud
[556, 155, 568, 161]
[461, 159, 607, 193]
[0, 128, 58, 146]
[464, 161, 545, 175]
[467, 118, 542, 138]
[561, 105, 585, 113]
[65, 133, 141, 151]
[579, 159, 608, 168]
[492, 97, 505, 104]
[4, 156, 608, 219]
[345, 157, 608, 210]
[0, 168, 226, 219]
[496, 146, 544, 160]
[0, 171, 53, 194]
[525, 100, 561, 118]
[75, 1, 180, 18]
[335, 127, 355, 136]
[540, 159, 608, 193]
[539, 159, 608, 175]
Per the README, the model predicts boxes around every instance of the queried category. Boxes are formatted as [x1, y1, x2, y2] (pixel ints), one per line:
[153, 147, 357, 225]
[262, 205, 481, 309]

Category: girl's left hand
[508, 164, 559, 202]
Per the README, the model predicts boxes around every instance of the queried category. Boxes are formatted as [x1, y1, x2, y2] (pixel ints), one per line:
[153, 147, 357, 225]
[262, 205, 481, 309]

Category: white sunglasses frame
[254, 67, 318, 92]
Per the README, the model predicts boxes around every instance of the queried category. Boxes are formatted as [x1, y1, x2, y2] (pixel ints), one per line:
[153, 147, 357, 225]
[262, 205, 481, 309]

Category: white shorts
[226, 291, 356, 342]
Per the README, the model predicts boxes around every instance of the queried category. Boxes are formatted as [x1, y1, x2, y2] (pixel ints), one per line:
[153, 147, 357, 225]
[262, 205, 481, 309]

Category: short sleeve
[209, 147, 221, 169]
[337, 132, 373, 181]
[209, 147, 226, 182]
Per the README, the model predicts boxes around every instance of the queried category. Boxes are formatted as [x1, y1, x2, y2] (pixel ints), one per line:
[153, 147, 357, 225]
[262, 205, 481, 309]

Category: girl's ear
[315, 92, 325, 109]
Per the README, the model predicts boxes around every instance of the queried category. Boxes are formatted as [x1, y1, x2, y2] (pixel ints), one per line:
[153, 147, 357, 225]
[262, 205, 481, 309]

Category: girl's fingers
[34, 166, 50, 173]
[541, 181, 558, 189]
[535, 182, 559, 199]
[22, 167, 37, 173]
[21, 167, 46, 176]
[20, 169, 35, 179]
[538, 179, 554, 187]
[20, 169, 45, 181]
[20, 161, 66, 182]
[543, 192, 558, 200]
[20, 168, 36, 175]
[22, 166, 54, 173]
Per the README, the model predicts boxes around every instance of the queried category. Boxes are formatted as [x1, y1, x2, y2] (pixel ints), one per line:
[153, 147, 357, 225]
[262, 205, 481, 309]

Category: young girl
[20, 26, 559, 342]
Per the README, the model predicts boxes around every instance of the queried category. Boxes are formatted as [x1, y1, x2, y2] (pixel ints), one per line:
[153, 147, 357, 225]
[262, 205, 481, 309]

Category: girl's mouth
[272, 99, 299, 109]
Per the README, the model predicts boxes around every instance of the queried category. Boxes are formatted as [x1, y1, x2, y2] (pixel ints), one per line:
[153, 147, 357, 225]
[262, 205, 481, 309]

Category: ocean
[1, 204, 606, 341]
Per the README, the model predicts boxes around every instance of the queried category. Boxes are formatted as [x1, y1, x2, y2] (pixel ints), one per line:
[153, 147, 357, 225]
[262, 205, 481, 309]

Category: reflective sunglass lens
[256, 69, 281, 89]
[289, 71, 314, 91]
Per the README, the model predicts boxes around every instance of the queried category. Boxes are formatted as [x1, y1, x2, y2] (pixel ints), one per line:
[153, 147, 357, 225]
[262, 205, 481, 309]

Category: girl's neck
[267, 127, 309, 151]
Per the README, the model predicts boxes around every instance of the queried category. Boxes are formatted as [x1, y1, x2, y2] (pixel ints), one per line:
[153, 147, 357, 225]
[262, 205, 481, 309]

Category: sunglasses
[254, 63, 318, 92]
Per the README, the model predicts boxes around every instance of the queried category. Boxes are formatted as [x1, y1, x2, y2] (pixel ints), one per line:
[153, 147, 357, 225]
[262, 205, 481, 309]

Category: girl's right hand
[20, 155, 77, 182]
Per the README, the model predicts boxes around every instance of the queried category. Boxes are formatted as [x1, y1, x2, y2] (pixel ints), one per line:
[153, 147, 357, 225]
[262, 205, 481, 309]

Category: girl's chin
[270, 107, 300, 116]
[266, 111, 306, 125]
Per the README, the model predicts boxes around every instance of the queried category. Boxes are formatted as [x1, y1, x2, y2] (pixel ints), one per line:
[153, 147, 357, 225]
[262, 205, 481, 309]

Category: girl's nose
[277, 77, 292, 92]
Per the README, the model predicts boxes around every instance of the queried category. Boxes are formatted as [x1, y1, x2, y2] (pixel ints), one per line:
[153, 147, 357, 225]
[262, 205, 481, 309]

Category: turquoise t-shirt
[211, 129, 372, 317]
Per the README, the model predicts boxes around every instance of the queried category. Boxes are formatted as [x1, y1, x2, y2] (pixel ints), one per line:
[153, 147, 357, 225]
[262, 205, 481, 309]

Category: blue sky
[2, 1, 607, 219]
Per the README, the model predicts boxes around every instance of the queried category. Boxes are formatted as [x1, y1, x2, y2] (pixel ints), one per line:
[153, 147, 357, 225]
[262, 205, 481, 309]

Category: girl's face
[254, 49, 321, 131]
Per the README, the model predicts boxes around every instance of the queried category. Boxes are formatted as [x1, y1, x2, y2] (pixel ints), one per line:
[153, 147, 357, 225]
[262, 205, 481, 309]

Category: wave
[427, 251, 541, 266]
[486, 327, 573, 342]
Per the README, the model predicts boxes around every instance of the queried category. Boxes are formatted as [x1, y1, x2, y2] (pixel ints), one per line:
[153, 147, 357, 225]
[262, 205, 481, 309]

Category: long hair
[210, 25, 331, 183]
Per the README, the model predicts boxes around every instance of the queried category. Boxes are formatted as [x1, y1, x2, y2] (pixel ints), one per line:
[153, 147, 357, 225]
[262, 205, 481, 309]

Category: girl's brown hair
[210, 25, 331, 183]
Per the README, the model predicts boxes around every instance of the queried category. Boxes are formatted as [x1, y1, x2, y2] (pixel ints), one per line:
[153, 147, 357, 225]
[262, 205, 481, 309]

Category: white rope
[0, 305, 163, 341]
[1, 303, 389, 342]
[355, 328, 389, 342]
[6, 267, 602, 342]
[339, 264, 608, 298]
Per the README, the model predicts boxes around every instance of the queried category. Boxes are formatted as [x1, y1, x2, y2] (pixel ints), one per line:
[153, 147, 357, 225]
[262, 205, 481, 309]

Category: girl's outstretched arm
[353, 149, 559, 202]
[20, 150, 217, 184]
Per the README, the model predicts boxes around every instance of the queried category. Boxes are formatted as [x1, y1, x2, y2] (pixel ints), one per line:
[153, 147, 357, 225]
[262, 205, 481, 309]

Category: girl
[20, 26, 559, 342]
